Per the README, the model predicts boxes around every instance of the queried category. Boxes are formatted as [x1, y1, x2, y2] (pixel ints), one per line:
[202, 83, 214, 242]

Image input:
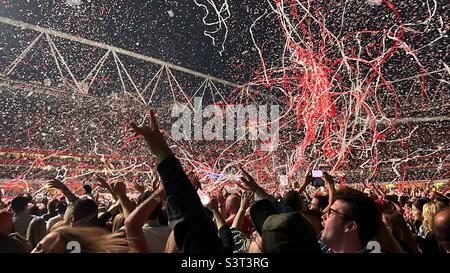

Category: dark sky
[0, 0, 276, 83]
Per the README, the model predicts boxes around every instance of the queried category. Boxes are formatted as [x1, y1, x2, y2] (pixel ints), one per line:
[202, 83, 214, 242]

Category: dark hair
[56, 201, 67, 215]
[413, 199, 428, 212]
[282, 190, 300, 211]
[28, 205, 41, 216]
[137, 191, 163, 221]
[384, 195, 399, 205]
[399, 195, 409, 207]
[315, 195, 329, 210]
[11, 197, 28, 213]
[72, 198, 98, 226]
[47, 198, 59, 214]
[83, 184, 93, 194]
[435, 195, 449, 207]
[335, 187, 382, 246]
[382, 210, 419, 253]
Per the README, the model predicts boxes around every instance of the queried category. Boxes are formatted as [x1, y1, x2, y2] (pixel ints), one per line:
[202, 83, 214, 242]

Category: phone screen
[312, 170, 323, 178]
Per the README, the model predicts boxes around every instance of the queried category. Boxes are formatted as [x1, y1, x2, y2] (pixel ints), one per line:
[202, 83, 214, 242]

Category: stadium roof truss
[0, 16, 242, 108]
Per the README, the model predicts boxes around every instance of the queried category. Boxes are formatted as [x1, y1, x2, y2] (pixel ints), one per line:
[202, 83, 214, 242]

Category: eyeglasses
[327, 208, 354, 220]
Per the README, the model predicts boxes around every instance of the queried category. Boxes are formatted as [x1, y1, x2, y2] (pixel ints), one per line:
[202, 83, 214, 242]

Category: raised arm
[125, 188, 165, 253]
[231, 191, 253, 231]
[47, 178, 78, 203]
[130, 110, 221, 253]
[110, 181, 135, 218]
[322, 172, 336, 213]
[239, 165, 274, 202]
[95, 175, 118, 202]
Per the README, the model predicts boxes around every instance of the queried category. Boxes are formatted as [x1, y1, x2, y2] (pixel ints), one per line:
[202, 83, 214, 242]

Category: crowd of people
[0, 109, 449, 254]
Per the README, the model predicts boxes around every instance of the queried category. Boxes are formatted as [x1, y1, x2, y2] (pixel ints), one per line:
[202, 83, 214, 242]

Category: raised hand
[217, 186, 226, 205]
[186, 170, 201, 190]
[130, 110, 173, 163]
[205, 197, 219, 211]
[94, 174, 110, 189]
[111, 181, 127, 197]
[132, 180, 145, 194]
[149, 170, 160, 191]
[303, 170, 313, 186]
[238, 165, 259, 192]
[47, 178, 66, 190]
[239, 191, 253, 210]
[322, 171, 334, 184]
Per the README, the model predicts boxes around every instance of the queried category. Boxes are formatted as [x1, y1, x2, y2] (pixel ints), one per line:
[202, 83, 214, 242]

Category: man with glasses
[320, 187, 381, 253]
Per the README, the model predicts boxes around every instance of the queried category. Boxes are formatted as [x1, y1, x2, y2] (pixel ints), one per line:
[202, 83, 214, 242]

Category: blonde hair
[53, 226, 129, 253]
[422, 201, 446, 236]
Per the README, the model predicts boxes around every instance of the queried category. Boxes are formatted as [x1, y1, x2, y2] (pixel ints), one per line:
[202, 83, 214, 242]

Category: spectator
[130, 110, 222, 252]
[11, 196, 34, 237]
[382, 210, 419, 253]
[26, 218, 47, 249]
[418, 201, 447, 253]
[47, 201, 67, 232]
[432, 207, 450, 253]
[63, 198, 98, 227]
[225, 194, 252, 236]
[320, 187, 381, 253]
[32, 226, 129, 253]
[42, 198, 59, 221]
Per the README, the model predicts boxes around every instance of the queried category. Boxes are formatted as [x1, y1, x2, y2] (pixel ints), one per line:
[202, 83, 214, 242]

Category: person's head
[422, 201, 446, 236]
[309, 195, 328, 212]
[32, 226, 129, 253]
[382, 210, 419, 253]
[259, 212, 320, 253]
[432, 207, 450, 253]
[225, 194, 241, 215]
[0, 211, 13, 236]
[384, 195, 399, 205]
[47, 199, 59, 214]
[11, 197, 29, 214]
[28, 205, 41, 216]
[83, 184, 93, 195]
[112, 213, 125, 232]
[301, 209, 323, 235]
[64, 199, 98, 227]
[399, 195, 410, 207]
[427, 191, 437, 201]
[435, 194, 449, 207]
[321, 187, 381, 253]
[282, 190, 302, 212]
[248, 200, 319, 253]
[412, 199, 428, 221]
[55, 201, 67, 216]
[137, 191, 163, 221]
[26, 218, 47, 248]
[372, 221, 404, 253]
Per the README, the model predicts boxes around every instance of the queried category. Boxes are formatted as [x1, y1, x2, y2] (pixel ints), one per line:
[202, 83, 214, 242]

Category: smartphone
[312, 170, 323, 178]
[311, 178, 325, 187]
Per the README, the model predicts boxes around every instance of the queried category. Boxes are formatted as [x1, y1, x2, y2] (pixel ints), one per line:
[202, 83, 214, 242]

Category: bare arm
[110, 181, 135, 218]
[205, 197, 227, 231]
[95, 175, 118, 202]
[231, 191, 253, 231]
[322, 172, 336, 213]
[47, 179, 78, 203]
[125, 188, 165, 253]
